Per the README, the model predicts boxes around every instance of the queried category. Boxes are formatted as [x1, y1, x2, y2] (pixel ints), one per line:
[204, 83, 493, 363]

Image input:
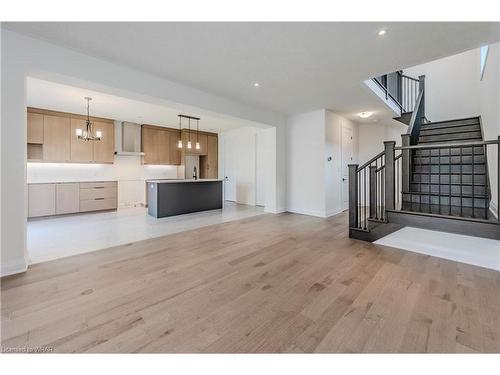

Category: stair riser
[413, 174, 486, 185]
[419, 124, 480, 136]
[414, 146, 485, 157]
[420, 118, 479, 129]
[402, 193, 488, 208]
[401, 202, 490, 219]
[413, 155, 485, 165]
[410, 184, 487, 196]
[413, 165, 486, 174]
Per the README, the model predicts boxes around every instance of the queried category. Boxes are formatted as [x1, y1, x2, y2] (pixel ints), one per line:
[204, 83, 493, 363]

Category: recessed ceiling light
[378, 29, 387, 36]
[253, 82, 260, 87]
[358, 112, 373, 118]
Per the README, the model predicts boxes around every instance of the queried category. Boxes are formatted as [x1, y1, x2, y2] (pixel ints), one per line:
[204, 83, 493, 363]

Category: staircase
[402, 116, 492, 220]
[349, 73, 500, 242]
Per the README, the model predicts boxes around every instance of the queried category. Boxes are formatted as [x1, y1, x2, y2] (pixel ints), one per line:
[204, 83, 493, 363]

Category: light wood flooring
[2, 212, 499, 353]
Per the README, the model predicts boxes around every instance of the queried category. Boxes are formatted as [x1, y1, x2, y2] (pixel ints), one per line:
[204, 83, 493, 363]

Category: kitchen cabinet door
[56, 183, 80, 214]
[195, 133, 208, 155]
[169, 130, 182, 165]
[29, 184, 56, 217]
[70, 118, 93, 162]
[92, 121, 114, 163]
[206, 135, 218, 178]
[43, 115, 70, 162]
[27, 112, 44, 144]
[158, 129, 171, 165]
[142, 127, 160, 164]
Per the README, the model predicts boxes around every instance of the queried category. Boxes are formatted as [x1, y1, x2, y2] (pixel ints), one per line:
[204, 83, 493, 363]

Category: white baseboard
[490, 201, 498, 220]
[286, 207, 328, 218]
[1, 258, 28, 277]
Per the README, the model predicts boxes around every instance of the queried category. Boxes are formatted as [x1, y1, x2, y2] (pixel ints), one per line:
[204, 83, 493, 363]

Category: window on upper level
[480, 45, 489, 80]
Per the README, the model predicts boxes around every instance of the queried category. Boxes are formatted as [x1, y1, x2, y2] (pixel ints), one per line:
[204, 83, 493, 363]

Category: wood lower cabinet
[29, 184, 56, 218]
[28, 181, 117, 218]
[79, 182, 117, 212]
[56, 183, 80, 215]
[27, 108, 114, 164]
[43, 115, 71, 162]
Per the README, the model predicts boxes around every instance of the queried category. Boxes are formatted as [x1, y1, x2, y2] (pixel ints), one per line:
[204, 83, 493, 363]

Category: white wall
[219, 127, 258, 206]
[404, 49, 481, 122]
[1, 29, 286, 276]
[27, 159, 182, 208]
[358, 121, 407, 165]
[286, 109, 358, 217]
[479, 43, 500, 216]
[286, 110, 327, 217]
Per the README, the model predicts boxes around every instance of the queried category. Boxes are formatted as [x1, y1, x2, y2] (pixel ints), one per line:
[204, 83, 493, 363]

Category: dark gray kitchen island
[147, 179, 223, 218]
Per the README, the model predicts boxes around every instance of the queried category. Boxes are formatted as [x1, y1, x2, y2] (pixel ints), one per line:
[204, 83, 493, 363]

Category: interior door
[223, 137, 236, 202]
[341, 125, 354, 210]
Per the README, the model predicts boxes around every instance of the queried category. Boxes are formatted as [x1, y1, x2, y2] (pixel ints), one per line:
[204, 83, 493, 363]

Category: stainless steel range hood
[114, 121, 145, 156]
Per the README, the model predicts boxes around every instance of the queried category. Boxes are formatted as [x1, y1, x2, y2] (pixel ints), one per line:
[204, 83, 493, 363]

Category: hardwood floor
[2, 212, 499, 353]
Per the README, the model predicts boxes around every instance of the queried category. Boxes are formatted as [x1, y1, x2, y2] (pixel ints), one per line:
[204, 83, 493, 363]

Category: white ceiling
[27, 78, 264, 133]
[7, 22, 500, 124]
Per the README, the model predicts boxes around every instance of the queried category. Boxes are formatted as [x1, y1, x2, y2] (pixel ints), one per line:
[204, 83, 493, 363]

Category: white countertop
[147, 179, 222, 184]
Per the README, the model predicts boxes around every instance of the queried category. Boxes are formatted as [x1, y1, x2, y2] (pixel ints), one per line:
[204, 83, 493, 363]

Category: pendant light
[177, 115, 183, 148]
[195, 119, 201, 150]
[76, 97, 102, 141]
[187, 118, 192, 149]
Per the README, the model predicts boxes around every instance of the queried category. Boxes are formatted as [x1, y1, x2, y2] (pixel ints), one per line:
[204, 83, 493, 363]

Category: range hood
[114, 121, 145, 156]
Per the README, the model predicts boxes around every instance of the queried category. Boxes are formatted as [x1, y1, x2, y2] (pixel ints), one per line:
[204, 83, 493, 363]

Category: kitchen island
[147, 179, 223, 218]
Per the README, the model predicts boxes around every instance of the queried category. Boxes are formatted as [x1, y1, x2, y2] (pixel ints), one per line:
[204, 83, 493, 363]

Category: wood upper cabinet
[70, 118, 93, 162]
[92, 121, 115, 163]
[27, 112, 44, 144]
[43, 115, 71, 162]
[158, 129, 171, 165]
[142, 126, 182, 165]
[29, 184, 56, 217]
[206, 135, 218, 178]
[196, 133, 208, 155]
[142, 126, 160, 164]
[169, 130, 182, 165]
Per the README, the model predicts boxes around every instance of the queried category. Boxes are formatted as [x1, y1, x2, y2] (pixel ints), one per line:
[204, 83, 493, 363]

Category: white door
[224, 138, 237, 202]
[341, 125, 354, 210]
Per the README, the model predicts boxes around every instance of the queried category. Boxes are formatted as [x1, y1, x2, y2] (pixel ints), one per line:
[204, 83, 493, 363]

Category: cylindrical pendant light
[195, 119, 200, 150]
[177, 116, 183, 148]
[187, 118, 192, 149]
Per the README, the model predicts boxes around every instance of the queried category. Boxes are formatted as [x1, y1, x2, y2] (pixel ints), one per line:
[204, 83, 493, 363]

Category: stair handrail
[406, 75, 426, 145]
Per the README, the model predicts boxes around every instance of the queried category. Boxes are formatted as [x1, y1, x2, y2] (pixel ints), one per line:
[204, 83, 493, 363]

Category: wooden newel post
[384, 141, 396, 210]
[369, 165, 377, 219]
[401, 134, 410, 193]
[348, 164, 358, 228]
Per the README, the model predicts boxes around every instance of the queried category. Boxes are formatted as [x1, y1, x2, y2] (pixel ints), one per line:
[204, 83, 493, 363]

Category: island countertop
[146, 179, 223, 184]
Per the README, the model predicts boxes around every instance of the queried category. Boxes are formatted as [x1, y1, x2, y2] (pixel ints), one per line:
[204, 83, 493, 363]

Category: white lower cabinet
[28, 184, 56, 217]
[56, 183, 80, 215]
[28, 181, 117, 218]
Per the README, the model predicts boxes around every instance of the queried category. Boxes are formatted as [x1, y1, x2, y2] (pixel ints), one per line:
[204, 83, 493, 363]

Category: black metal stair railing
[372, 72, 422, 114]
[348, 142, 403, 232]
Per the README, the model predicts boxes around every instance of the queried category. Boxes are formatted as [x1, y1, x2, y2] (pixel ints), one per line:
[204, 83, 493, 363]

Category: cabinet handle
[95, 198, 105, 200]
[94, 186, 105, 189]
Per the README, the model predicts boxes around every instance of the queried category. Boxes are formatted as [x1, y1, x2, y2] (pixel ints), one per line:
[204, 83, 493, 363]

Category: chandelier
[76, 97, 102, 141]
